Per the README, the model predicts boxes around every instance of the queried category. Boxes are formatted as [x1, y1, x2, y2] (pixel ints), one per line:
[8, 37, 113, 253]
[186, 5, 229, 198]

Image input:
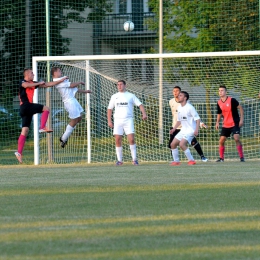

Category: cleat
[201, 156, 208, 162]
[60, 137, 67, 148]
[14, 152, 22, 164]
[170, 161, 180, 166]
[132, 160, 139, 166]
[240, 157, 245, 162]
[39, 127, 53, 133]
[216, 158, 224, 162]
[115, 161, 123, 166]
[188, 160, 196, 165]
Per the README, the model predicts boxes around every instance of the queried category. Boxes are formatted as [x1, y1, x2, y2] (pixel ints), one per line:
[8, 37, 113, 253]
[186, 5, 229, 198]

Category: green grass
[0, 161, 260, 260]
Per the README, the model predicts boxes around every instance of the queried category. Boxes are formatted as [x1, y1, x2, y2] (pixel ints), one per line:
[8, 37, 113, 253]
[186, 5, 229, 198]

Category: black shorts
[20, 103, 44, 128]
[168, 128, 181, 148]
[221, 125, 240, 138]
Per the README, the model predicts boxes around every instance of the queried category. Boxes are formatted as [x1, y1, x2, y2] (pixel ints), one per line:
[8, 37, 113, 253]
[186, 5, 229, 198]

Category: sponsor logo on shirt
[116, 102, 128, 106]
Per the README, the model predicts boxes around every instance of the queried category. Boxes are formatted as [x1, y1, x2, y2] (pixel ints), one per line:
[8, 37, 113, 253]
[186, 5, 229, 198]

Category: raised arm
[70, 82, 85, 88]
[77, 89, 92, 94]
[44, 76, 69, 88]
[22, 81, 45, 88]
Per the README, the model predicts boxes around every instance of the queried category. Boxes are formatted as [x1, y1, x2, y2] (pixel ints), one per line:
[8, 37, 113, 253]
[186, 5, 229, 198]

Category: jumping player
[15, 68, 67, 163]
[51, 67, 92, 148]
[215, 85, 244, 162]
[107, 80, 147, 165]
[169, 86, 208, 162]
[170, 91, 201, 166]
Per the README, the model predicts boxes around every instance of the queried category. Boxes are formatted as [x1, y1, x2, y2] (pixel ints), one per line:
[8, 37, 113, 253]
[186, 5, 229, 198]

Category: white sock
[184, 148, 194, 161]
[130, 144, 137, 161]
[62, 124, 74, 141]
[171, 148, 179, 162]
[116, 147, 123, 162]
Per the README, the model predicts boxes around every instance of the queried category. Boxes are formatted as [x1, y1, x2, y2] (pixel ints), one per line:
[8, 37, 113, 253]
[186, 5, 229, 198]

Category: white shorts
[175, 131, 194, 144]
[113, 118, 135, 135]
[64, 98, 84, 119]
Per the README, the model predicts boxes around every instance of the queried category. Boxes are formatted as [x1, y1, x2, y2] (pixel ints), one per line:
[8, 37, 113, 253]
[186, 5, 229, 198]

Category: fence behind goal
[33, 52, 260, 165]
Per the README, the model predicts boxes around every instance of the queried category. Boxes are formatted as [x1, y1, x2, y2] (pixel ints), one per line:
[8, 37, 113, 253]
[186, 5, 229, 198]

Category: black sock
[194, 143, 204, 157]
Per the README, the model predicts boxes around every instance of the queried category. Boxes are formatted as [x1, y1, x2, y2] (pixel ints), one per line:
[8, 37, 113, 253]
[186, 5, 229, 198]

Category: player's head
[118, 80, 126, 85]
[117, 80, 126, 92]
[51, 67, 62, 78]
[219, 85, 227, 97]
[23, 68, 34, 80]
[173, 86, 181, 98]
[178, 91, 189, 102]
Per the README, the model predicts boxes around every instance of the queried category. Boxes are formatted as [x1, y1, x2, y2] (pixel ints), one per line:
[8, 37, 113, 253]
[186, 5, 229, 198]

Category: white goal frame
[33, 50, 260, 165]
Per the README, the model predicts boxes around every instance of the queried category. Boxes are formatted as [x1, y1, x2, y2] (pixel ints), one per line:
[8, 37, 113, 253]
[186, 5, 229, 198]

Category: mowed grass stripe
[1, 245, 260, 260]
[1, 220, 259, 242]
[1, 181, 259, 196]
[1, 211, 260, 229]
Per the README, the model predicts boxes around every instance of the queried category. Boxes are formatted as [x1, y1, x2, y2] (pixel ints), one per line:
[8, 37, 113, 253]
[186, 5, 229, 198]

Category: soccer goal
[33, 51, 260, 165]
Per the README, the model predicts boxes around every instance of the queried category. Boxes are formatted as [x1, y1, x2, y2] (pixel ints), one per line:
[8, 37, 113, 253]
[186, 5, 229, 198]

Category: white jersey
[53, 77, 78, 103]
[108, 91, 142, 119]
[177, 102, 200, 135]
[169, 98, 181, 129]
[169, 98, 204, 129]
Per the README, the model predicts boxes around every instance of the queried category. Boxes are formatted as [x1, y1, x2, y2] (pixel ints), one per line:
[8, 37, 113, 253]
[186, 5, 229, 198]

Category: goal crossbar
[33, 50, 260, 63]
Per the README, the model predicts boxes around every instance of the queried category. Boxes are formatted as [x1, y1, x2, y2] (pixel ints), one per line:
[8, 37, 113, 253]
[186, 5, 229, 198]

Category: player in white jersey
[107, 80, 147, 166]
[51, 67, 92, 148]
[169, 91, 201, 166]
[169, 86, 208, 162]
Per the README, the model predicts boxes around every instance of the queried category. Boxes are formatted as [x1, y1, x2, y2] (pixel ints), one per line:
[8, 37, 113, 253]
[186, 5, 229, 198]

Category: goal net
[33, 51, 260, 165]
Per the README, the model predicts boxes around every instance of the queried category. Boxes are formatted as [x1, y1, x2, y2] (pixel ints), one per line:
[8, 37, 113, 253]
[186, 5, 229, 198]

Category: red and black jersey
[19, 79, 39, 105]
[217, 96, 240, 128]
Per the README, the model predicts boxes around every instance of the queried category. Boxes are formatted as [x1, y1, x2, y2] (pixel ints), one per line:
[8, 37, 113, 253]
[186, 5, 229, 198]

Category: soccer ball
[124, 21, 134, 32]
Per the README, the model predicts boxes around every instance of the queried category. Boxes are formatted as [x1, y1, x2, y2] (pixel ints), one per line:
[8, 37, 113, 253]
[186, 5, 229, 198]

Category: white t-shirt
[108, 91, 142, 119]
[169, 98, 181, 129]
[169, 98, 204, 129]
[177, 103, 200, 135]
[53, 77, 78, 103]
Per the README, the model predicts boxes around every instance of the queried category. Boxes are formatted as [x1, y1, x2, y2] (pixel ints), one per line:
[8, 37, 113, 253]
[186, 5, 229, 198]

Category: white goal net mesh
[35, 53, 260, 164]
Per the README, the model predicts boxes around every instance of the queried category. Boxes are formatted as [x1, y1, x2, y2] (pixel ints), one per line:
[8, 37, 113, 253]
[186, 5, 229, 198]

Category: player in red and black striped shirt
[15, 68, 68, 163]
[215, 85, 244, 162]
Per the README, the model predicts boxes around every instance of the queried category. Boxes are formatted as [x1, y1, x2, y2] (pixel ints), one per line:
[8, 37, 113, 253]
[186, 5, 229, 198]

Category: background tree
[0, 0, 112, 105]
[147, 0, 260, 127]
[148, 0, 259, 52]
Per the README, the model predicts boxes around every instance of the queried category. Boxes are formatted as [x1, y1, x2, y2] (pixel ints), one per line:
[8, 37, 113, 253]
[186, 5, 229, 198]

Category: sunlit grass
[0, 162, 259, 259]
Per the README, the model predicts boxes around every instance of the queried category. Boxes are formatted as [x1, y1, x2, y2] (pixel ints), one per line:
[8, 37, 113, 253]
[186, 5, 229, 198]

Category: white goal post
[32, 51, 260, 165]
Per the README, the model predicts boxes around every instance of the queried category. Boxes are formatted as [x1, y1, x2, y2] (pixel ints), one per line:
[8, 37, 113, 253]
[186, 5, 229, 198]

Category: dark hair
[180, 91, 189, 101]
[174, 86, 181, 91]
[219, 85, 227, 90]
[51, 67, 61, 76]
[117, 80, 126, 85]
[23, 68, 32, 76]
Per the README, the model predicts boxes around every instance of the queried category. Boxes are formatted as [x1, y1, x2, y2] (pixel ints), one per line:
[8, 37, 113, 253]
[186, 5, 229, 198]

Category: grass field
[0, 161, 260, 260]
